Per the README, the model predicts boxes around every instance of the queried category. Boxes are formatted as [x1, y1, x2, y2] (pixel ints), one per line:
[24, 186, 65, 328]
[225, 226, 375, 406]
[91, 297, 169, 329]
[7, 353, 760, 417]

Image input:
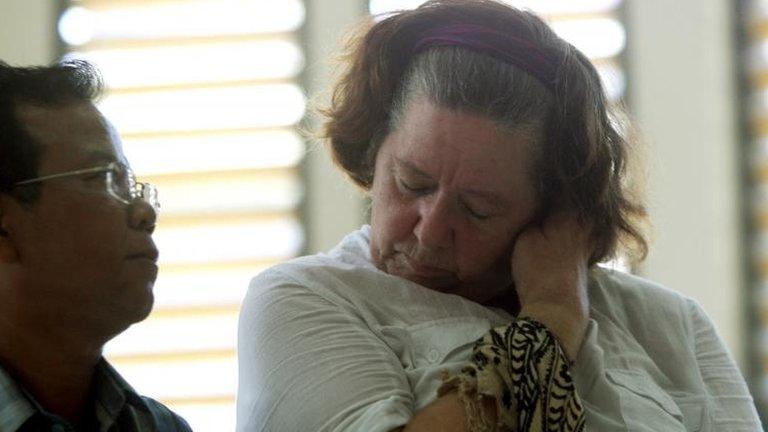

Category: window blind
[58, 1, 306, 430]
[744, 0, 768, 418]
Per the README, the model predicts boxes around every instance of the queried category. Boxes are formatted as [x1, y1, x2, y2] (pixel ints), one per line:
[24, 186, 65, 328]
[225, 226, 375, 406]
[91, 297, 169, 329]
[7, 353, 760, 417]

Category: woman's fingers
[511, 212, 592, 360]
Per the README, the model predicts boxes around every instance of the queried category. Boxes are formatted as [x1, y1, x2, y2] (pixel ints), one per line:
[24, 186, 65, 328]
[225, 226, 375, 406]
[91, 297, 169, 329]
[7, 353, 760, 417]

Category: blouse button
[427, 348, 440, 363]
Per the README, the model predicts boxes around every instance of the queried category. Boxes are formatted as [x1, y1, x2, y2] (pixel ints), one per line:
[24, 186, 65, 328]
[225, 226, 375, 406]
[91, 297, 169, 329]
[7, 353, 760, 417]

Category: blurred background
[0, 0, 765, 430]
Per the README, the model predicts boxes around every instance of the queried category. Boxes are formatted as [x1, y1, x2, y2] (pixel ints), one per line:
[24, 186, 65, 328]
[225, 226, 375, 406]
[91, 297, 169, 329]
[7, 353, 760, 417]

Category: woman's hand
[511, 212, 592, 361]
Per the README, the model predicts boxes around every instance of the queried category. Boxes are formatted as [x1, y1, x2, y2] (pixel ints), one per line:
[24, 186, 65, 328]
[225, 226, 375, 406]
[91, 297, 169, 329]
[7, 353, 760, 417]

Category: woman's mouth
[403, 255, 451, 278]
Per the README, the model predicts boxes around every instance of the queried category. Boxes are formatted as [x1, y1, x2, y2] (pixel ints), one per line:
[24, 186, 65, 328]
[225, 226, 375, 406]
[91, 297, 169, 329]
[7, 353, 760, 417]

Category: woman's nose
[414, 194, 453, 251]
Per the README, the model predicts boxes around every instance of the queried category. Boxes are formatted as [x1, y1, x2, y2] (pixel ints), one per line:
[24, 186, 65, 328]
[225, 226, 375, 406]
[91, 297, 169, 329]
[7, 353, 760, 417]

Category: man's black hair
[0, 59, 103, 201]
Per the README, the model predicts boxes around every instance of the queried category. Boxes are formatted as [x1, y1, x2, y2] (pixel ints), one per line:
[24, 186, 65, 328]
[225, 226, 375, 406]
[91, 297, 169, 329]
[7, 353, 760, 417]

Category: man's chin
[134, 292, 154, 321]
[98, 294, 153, 344]
[117, 281, 155, 324]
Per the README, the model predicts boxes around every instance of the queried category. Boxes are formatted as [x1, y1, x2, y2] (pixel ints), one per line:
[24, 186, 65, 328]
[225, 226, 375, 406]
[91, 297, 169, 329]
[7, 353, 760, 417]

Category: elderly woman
[236, 1, 761, 431]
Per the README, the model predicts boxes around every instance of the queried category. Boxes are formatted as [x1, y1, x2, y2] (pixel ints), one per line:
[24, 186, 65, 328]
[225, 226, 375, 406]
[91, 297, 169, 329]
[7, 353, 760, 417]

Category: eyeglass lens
[105, 165, 159, 210]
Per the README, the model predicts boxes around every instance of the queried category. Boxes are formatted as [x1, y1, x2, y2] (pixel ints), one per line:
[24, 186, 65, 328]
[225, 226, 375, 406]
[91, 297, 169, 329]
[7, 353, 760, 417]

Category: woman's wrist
[518, 302, 588, 362]
[437, 314, 587, 432]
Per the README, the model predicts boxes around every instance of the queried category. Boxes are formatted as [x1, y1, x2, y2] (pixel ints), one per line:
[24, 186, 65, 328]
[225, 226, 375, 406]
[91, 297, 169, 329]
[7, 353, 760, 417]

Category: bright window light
[171, 404, 236, 432]
[370, 0, 623, 16]
[149, 172, 302, 216]
[598, 256, 631, 273]
[98, 84, 306, 134]
[596, 62, 626, 101]
[58, 6, 95, 45]
[369, 0, 424, 15]
[113, 356, 237, 399]
[504, 0, 623, 15]
[153, 219, 303, 265]
[123, 130, 305, 176]
[747, 41, 768, 73]
[550, 18, 626, 59]
[64, 1, 309, 429]
[64, 0, 305, 42]
[67, 40, 304, 88]
[153, 264, 269, 308]
[105, 312, 238, 356]
[748, 0, 768, 20]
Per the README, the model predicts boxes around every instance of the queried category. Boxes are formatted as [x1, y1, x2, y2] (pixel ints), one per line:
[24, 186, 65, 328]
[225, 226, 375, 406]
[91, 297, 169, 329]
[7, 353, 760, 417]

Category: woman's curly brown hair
[320, 0, 649, 265]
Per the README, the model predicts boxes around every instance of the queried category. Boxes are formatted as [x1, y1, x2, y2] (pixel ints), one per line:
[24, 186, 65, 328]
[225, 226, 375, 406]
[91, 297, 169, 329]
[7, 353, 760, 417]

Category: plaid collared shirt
[0, 359, 191, 432]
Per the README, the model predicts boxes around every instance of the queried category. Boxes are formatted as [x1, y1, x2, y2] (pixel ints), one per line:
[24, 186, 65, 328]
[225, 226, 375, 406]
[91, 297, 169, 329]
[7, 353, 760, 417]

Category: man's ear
[0, 195, 20, 263]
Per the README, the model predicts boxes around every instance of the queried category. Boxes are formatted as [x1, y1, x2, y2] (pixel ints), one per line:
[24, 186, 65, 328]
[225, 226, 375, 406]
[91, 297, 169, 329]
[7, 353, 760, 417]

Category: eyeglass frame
[11, 162, 160, 211]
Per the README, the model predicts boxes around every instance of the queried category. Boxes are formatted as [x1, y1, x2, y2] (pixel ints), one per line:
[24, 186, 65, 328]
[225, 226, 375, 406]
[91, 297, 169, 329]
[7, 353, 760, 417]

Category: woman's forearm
[518, 301, 588, 362]
[395, 391, 493, 432]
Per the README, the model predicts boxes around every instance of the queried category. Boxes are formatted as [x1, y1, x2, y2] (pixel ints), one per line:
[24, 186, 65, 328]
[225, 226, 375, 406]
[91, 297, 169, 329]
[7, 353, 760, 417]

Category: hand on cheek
[511, 212, 592, 361]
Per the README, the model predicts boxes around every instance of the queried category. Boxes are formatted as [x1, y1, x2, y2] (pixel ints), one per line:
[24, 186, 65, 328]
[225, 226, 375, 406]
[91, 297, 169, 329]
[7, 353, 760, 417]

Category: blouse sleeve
[236, 270, 414, 432]
[688, 299, 762, 431]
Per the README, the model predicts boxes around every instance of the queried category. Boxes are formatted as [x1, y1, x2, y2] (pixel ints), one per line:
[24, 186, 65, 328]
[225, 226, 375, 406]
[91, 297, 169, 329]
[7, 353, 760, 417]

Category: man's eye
[82, 172, 106, 182]
[111, 167, 131, 188]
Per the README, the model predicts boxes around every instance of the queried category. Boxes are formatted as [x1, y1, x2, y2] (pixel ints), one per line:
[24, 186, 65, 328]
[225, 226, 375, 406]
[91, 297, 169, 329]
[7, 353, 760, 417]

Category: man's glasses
[12, 162, 160, 211]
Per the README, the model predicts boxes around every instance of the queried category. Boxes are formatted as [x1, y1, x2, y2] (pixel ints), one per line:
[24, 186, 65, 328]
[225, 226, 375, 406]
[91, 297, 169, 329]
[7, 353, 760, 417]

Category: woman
[237, 1, 761, 431]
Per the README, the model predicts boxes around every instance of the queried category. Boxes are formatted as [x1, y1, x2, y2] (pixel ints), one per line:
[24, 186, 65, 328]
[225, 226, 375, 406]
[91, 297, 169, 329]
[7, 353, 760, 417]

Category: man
[0, 61, 190, 431]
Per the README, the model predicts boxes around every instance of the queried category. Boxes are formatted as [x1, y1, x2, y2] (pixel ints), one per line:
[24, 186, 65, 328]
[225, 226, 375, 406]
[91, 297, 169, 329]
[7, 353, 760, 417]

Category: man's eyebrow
[83, 150, 118, 165]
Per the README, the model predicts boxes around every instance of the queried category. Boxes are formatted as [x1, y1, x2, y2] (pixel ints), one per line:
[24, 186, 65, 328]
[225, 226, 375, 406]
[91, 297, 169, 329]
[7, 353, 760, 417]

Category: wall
[0, 0, 56, 65]
[626, 0, 745, 367]
[302, 0, 368, 253]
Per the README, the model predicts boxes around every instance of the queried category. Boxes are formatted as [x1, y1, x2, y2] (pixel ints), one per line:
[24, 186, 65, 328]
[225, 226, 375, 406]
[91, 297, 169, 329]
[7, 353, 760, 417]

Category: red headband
[412, 23, 557, 91]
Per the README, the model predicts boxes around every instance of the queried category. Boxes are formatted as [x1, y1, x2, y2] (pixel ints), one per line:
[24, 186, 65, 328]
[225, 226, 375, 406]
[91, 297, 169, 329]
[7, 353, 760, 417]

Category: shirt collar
[0, 358, 143, 432]
[93, 358, 144, 430]
[0, 363, 36, 432]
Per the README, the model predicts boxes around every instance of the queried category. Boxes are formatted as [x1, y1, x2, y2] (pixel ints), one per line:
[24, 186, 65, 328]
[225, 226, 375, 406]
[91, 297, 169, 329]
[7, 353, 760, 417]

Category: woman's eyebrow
[462, 189, 509, 210]
[394, 157, 433, 180]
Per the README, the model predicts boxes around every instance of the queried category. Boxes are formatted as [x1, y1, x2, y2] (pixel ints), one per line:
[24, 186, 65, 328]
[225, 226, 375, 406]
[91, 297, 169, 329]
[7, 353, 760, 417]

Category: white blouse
[236, 226, 761, 432]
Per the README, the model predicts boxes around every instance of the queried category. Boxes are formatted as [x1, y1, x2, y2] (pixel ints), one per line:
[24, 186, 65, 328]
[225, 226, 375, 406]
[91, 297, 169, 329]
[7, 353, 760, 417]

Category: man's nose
[127, 199, 157, 234]
[414, 193, 453, 251]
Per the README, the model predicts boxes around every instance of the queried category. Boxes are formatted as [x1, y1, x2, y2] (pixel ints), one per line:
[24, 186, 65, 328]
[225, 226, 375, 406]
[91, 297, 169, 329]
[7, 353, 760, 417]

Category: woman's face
[369, 96, 539, 303]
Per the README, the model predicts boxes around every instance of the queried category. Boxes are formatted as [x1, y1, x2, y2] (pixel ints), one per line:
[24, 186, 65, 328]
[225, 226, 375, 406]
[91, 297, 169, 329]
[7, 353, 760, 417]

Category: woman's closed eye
[397, 176, 494, 219]
[397, 177, 431, 195]
[461, 200, 492, 220]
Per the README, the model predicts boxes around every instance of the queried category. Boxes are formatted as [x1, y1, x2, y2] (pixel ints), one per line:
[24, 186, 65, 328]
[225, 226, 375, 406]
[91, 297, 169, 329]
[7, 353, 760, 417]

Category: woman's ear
[0, 196, 20, 263]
